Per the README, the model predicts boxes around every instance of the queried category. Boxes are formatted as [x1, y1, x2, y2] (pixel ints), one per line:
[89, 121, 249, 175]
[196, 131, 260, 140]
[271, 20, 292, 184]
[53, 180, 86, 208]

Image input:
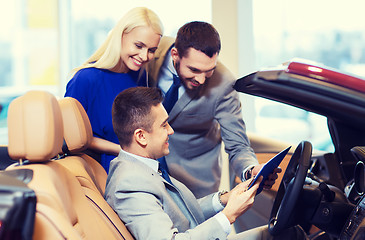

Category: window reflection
[0, 0, 211, 145]
[253, 0, 365, 75]
[250, 0, 365, 151]
[254, 98, 333, 152]
[0, 0, 363, 150]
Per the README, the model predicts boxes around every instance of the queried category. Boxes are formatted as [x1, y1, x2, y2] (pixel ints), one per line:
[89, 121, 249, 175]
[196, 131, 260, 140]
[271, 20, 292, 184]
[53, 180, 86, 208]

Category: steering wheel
[268, 141, 312, 235]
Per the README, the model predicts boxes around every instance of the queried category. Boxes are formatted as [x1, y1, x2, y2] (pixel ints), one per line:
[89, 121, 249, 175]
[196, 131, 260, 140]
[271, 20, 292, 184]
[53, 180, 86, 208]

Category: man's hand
[221, 176, 263, 224]
[252, 164, 282, 190]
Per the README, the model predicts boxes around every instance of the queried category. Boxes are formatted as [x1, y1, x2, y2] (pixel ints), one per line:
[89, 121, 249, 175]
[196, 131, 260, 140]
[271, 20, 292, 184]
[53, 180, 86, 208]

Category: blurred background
[1, 0, 365, 152]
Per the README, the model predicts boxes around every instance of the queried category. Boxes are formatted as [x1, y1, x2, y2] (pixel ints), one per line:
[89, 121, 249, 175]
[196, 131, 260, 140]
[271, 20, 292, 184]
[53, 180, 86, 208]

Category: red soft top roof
[286, 61, 365, 93]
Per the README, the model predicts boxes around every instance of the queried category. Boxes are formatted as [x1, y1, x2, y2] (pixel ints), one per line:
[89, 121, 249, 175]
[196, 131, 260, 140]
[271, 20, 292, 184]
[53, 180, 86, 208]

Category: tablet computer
[248, 146, 291, 194]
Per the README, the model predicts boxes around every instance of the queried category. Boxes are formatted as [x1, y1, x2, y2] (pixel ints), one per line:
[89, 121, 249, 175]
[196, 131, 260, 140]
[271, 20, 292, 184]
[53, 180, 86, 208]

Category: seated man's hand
[221, 176, 263, 224]
[252, 164, 282, 190]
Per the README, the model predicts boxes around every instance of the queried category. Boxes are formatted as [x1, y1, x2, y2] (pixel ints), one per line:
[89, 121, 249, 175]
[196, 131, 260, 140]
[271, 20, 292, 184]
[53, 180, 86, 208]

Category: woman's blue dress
[65, 67, 145, 173]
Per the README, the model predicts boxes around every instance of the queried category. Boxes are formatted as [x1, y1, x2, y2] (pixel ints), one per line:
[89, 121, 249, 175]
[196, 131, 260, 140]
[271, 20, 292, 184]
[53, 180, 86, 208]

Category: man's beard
[174, 60, 200, 91]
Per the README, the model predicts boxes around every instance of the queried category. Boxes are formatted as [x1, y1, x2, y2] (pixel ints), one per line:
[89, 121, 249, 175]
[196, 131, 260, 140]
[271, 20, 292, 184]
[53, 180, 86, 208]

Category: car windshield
[243, 96, 334, 152]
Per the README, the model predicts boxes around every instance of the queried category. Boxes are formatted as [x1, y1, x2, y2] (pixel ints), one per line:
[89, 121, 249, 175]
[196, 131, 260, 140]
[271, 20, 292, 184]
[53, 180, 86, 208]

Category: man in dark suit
[147, 21, 278, 199]
[105, 86, 307, 240]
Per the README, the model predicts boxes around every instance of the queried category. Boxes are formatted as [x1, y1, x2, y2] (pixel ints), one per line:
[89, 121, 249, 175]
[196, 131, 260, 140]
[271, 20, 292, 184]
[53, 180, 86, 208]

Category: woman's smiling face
[120, 26, 161, 72]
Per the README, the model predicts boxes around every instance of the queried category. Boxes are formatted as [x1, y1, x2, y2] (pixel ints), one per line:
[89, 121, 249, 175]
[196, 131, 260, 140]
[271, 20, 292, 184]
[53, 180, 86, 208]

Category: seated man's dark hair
[112, 87, 163, 147]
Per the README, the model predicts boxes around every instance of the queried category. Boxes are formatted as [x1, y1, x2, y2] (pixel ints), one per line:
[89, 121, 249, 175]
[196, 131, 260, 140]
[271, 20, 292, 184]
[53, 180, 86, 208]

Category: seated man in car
[105, 86, 307, 239]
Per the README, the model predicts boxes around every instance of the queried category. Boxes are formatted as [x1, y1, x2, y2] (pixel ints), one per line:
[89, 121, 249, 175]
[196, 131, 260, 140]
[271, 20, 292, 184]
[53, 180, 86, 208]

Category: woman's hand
[89, 136, 121, 155]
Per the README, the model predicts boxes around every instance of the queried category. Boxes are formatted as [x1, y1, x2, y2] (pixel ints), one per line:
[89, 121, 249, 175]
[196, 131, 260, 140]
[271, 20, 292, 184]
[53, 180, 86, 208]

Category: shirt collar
[120, 148, 159, 172]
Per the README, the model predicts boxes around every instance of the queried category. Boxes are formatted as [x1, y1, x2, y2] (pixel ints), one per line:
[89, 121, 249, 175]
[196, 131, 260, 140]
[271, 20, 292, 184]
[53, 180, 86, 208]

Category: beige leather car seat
[7, 91, 133, 240]
[58, 97, 106, 194]
[58, 96, 133, 239]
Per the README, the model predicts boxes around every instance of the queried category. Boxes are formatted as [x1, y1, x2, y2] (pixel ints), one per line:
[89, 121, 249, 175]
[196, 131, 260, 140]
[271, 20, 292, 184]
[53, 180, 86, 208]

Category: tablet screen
[248, 146, 291, 194]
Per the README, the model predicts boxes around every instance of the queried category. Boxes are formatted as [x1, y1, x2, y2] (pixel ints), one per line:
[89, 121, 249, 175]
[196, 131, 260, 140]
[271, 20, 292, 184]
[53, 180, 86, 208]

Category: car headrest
[58, 97, 93, 154]
[7, 91, 64, 162]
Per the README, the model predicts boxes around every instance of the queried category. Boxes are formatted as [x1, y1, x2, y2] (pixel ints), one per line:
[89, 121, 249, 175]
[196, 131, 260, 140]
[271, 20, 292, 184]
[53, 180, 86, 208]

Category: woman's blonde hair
[71, 7, 163, 75]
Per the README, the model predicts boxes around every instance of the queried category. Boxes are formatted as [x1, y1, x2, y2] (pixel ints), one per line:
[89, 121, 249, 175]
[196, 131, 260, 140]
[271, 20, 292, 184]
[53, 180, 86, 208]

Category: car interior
[1, 90, 133, 240]
[233, 61, 365, 240]
[1, 60, 365, 239]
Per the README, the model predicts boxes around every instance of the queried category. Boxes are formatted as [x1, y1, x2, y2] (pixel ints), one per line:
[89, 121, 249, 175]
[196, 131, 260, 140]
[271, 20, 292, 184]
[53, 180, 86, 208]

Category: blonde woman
[65, 7, 163, 172]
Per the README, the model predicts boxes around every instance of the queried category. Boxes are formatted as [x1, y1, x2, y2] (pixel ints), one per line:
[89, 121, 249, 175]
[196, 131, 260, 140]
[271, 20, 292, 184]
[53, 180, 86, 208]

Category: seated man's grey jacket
[105, 151, 227, 240]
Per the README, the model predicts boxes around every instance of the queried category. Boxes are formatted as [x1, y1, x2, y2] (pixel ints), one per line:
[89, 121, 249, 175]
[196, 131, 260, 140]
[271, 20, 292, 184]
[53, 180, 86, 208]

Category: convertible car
[0, 59, 364, 240]
[234, 60, 365, 240]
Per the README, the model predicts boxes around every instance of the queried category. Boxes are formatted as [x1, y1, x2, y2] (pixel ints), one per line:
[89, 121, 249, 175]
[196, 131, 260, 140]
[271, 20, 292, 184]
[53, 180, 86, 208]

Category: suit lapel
[169, 179, 205, 225]
[168, 89, 199, 122]
[119, 152, 204, 225]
